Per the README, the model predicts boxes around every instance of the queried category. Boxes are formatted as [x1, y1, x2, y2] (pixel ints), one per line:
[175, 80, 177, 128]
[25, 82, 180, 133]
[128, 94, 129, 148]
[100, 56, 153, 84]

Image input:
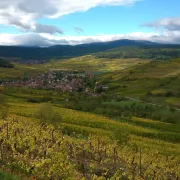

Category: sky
[0, 0, 179, 46]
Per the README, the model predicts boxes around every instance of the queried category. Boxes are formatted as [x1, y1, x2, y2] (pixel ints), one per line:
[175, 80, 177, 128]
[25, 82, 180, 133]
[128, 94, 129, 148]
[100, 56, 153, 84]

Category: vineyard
[0, 97, 179, 179]
[0, 116, 180, 180]
[0, 54, 180, 179]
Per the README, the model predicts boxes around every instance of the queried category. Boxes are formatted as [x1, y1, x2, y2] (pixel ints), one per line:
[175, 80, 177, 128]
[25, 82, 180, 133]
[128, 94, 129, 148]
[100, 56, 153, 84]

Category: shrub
[27, 96, 52, 103]
[0, 107, 9, 119]
[165, 91, 173, 97]
[35, 103, 62, 124]
[0, 95, 9, 119]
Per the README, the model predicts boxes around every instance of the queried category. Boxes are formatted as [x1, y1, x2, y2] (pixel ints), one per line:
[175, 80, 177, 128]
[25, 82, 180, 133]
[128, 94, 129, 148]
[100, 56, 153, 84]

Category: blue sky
[0, 0, 179, 46]
[39, 0, 180, 35]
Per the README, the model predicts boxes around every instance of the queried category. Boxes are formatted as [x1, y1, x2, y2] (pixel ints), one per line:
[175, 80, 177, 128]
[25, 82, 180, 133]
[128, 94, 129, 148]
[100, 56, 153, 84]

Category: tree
[114, 128, 129, 145]
[0, 95, 9, 119]
[1, 107, 9, 119]
[35, 103, 62, 125]
[0, 95, 6, 105]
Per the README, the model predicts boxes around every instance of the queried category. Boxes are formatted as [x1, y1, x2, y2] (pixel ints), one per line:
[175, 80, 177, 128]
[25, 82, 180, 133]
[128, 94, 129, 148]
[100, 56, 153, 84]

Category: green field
[38, 55, 148, 72]
[0, 64, 45, 80]
[0, 53, 180, 179]
[98, 58, 180, 107]
[0, 92, 179, 179]
[0, 55, 147, 81]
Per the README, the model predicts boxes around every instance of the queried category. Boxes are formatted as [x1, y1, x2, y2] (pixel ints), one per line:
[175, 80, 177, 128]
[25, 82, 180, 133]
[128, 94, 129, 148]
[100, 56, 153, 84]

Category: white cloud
[0, 0, 139, 34]
[45, 31, 180, 45]
[0, 31, 180, 47]
[142, 17, 180, 31]
[1, 1, 179, 46]
[34, 23, 63, 34]
[0, 11, 63, 34]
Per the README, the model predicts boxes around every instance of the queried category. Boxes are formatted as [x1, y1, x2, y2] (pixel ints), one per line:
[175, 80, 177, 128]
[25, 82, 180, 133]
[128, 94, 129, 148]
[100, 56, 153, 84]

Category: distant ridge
[0, 39, 179, 61]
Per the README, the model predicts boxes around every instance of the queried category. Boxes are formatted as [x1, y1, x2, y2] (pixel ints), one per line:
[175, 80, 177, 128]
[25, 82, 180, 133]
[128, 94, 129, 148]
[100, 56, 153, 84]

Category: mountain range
[0, 39, 179, 61]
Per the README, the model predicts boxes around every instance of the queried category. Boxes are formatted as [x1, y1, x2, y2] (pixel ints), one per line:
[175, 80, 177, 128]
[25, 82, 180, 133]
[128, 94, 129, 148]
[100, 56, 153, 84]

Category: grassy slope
[1, 88, 180, 178]
[1, 111, 179, 179]
[98, 58, 180, 107]
[0, 55, 147, 80]
[2, 93, 178, 155]
[1, 56, 180, 177]
[37, 55, 148, 72]
[0, 64, 45, 80]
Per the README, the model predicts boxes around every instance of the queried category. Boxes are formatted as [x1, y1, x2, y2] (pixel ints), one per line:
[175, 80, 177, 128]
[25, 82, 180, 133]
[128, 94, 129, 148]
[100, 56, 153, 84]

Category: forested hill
[94, 46, 180, 60]
[0, 58, 14, 68]
[0, 39, 160, 61]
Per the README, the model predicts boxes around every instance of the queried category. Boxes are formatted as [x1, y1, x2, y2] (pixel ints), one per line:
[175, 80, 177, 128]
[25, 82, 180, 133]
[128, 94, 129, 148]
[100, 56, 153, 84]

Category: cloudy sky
[0, 0, 179, 46]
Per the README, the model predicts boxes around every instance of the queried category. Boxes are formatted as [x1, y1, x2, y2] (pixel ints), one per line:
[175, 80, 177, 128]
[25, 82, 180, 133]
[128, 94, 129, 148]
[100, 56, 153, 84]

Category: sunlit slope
[98, 58, 180, 107]
[1, 114, 179, 179]
[1, 89, 180, 178]
[40, 55, 148, 72]
[0, 63, 45, 80]
[0, 55, 148, 80]
[8, 101, 180, 155]
[94, 46, 180, 60]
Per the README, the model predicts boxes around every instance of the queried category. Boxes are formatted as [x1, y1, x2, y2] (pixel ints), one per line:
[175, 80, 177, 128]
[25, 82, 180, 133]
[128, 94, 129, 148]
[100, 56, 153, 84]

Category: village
[0, 70, 109, 94]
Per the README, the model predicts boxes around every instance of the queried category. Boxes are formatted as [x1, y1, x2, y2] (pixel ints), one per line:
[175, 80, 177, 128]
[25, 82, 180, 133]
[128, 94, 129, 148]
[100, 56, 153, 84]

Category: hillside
[0, 54, 149, 81]
[0, 0, 179, 178]
[0, 63, 45, 82]
[39, 55, 148, 72]
[94, 46, 180, 60]
[0, 40, 173, 62]
[0, 92, 179, 179]
[0, 46, 180, 179]
[98, 58, 180, 108]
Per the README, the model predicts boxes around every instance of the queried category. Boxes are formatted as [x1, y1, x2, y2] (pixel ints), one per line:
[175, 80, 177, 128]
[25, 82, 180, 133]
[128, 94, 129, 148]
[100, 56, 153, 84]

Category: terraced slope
[39, 55, 148, 72]
[98, 58, 180, 107]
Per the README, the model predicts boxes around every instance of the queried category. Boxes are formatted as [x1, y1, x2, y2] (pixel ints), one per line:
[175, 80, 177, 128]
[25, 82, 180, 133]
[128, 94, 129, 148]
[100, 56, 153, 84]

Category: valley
[0, 0, 179, 179]
[0, 43, 180, 179]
